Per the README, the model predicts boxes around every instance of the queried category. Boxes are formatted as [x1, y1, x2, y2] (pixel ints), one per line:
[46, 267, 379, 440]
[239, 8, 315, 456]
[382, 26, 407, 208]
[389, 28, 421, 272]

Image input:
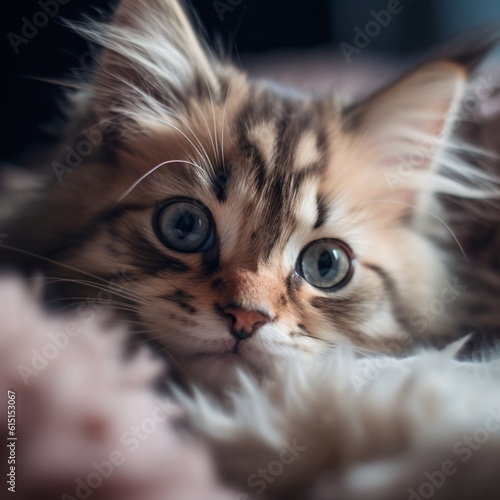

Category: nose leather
[223, 306, 270, 340]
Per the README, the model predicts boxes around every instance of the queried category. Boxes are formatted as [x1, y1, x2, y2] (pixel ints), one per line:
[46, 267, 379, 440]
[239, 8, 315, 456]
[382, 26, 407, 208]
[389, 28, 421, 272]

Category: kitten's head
[7, 0, 496, 387]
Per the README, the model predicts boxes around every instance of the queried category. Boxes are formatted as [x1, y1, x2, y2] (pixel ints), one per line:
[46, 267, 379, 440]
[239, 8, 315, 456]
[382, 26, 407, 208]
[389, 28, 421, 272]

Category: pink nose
[223, 306, 271, 340]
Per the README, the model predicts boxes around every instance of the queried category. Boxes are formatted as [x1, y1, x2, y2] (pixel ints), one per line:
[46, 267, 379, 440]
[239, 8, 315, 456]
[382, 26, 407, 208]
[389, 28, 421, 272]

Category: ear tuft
[76, 0, 219, 130]
[339, 37, 499, 220]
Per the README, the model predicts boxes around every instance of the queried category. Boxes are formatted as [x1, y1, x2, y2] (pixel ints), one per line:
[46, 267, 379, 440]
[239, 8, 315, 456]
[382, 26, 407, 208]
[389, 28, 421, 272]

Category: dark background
[1, 0, 500, 164]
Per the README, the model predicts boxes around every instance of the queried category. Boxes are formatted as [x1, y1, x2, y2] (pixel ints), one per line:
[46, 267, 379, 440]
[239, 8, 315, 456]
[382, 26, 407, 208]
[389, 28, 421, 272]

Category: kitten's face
[52, 79, 449, 387]
[11, 0, 471, 387]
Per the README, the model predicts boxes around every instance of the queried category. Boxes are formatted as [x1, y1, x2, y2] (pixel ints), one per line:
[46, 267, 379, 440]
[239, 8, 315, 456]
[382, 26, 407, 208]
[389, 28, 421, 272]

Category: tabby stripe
[201, 237, 220, 276]
[363, 262, 407, 325]
[160, 289, 197, 313]
[251, 145, 268, 193]
[236, 91, 328, 260]
[310, 295, 369, 343]
[363, 263, 397, 300]
[126, 230, 189, 276]
[274, 99, 295, 173]
[285, 273, 302, 298]
[211, 168, 230, 202]
[314, 195, 328, 229]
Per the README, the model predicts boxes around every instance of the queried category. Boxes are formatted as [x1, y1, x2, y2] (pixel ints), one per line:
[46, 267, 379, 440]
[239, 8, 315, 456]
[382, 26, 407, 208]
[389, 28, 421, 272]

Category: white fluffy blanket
[2, 276, 500, 500]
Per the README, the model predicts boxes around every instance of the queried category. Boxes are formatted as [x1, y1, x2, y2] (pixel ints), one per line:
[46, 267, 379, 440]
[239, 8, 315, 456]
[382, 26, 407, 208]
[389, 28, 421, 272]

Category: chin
[176, 342, 278, 391]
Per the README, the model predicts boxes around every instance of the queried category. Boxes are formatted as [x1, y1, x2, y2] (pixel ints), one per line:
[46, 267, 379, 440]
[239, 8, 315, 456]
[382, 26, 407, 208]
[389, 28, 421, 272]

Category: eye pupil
[155, 200, 214, 253]
[175, 213, 195, 239]
[317, 250, 332, 277]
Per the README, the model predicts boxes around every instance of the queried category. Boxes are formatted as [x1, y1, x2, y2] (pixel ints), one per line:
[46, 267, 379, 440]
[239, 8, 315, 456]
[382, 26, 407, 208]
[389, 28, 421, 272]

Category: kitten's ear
[338, 57, 484, 219]
[342, 29, 498, 161]
[84, 0, 219, 129]
[339, 27, 500, 225]
[343, 61, 467, 175]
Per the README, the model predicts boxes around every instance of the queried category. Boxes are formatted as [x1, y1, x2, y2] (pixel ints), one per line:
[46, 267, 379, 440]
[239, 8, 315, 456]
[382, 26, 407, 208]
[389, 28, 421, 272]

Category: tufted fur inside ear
[347, 62, 465, 147]
[343, 62, 466, 200]
[78, 0, 220, 131]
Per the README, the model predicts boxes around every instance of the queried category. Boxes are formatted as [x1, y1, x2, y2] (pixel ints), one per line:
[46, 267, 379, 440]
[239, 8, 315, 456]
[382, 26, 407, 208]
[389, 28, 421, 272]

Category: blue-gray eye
[155, 200, 214, 252]
[298, 239, 353, 290]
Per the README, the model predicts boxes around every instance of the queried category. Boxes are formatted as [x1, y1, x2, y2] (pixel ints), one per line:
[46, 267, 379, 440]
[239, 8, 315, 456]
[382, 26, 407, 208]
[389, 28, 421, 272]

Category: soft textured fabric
[3, 275, 500, 500]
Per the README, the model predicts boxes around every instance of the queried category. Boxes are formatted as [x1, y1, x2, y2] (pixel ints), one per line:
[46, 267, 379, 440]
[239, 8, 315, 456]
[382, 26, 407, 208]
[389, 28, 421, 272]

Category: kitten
[2, 0, 498, 389]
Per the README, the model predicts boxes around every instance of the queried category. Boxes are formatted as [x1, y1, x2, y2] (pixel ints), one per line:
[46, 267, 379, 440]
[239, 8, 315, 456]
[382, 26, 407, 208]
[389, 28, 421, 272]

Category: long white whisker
[43, 297, 144, 314]
[220, 78, 233, 171]
[362, 199, 468, 263]
[191, 99, 217, 172]
[0, 244, 150, 292]
[177, 117, 214, 170]
[118, 159, 201, 201]
[199, 64, 220, 164]
[42, 277, 150, 306]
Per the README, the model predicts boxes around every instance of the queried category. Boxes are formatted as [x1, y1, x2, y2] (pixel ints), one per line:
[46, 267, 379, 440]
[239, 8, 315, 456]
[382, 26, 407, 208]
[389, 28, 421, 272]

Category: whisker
[198, 63, 220, 164]
[361, 199, 468, 263]
[191, 99, 218, 171]
[117, 159, 202, 202]
[150, 113, 213, 169]
[41, 277, 150, 306]
[0, 244, 154, 298]
[176, 113, 214, 166]
[301, 333, 385, 357]
[42, 295, 142, 309]
[220, 77, 233, 171]
[127, 329, 165, 335]
[43, 298, 145, 316]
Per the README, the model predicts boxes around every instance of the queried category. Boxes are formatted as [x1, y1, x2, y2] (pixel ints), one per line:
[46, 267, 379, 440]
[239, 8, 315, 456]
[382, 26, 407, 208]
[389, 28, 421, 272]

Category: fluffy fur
[3, 275, 500, 500]
[184, 342, 500, 499]
[0, 276, 235, 500]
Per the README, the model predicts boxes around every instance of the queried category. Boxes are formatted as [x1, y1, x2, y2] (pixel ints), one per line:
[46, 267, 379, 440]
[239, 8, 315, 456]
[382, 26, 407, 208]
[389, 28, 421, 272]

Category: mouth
[187, 340, 243, 359]
[231, 340, 243, 355]
[188, 339, 258, 367]
[180, 338, 275, 385]
[210, 341, 245, 359]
